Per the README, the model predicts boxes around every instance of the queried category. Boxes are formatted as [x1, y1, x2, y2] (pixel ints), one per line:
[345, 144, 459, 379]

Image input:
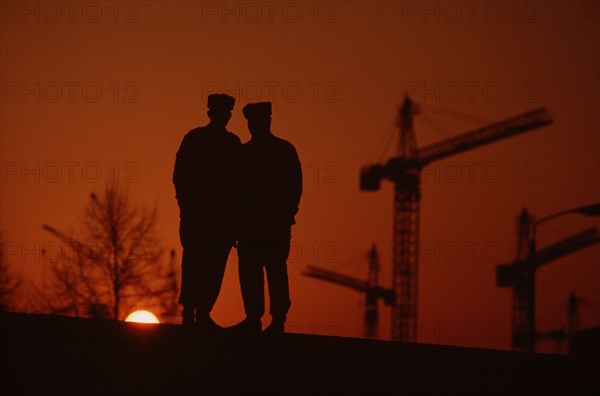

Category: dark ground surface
[1, 312, 598, 395]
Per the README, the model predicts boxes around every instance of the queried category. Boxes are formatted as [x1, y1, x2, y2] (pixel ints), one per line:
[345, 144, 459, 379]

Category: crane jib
[416, 107, 553, 166]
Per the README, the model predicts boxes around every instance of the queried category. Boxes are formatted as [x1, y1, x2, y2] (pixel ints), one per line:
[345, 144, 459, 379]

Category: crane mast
[514, 209, 535, 350]
[365, 245, 380, 338]
[393, 97, 421, 341]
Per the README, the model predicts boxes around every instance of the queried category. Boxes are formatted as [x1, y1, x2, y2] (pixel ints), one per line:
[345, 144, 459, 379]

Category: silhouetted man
[173, 93, 241, 330]
[233, 102, 302, 335]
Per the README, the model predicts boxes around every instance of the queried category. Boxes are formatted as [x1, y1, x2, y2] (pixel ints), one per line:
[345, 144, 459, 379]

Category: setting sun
[125, 310, 160, 324]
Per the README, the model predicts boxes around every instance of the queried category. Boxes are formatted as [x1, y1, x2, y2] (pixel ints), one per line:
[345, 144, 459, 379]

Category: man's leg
[179, 254, 197, 325]
[264, 228, 292, 333]
[194, 239, 231, 325]
[234, 238, 264, 332]
[178, 221, 200, 325]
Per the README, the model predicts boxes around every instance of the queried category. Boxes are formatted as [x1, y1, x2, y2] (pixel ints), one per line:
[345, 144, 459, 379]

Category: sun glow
[125, 310, 160, 324]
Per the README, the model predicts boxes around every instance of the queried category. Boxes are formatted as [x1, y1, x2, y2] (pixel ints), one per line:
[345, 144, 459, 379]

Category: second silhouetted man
[232, 102, 302, 335]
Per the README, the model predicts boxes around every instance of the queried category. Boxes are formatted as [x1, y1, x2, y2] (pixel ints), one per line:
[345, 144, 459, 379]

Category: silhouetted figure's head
[207, 94, 235, 129]
[243, 102, 272, 138]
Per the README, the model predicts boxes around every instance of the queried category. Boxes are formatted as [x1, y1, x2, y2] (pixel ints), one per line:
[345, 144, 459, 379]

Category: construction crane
[42, 224, 93, 257]
[303, 245, 395, 339]
[536, 292, 584, 354]
[360, 97, 553, 342]
[566, 292, 583, 335]
[496, 208, 599, 352]
[536, 292, 584, 355]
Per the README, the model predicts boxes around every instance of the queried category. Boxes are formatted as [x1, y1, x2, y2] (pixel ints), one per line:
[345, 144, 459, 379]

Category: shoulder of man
[182, 126, 236, 143]
[273, 135, 300, 158]
[181, 126, 206, 143]
[225, 131, 242, 145]
[189, 126, 206, 133]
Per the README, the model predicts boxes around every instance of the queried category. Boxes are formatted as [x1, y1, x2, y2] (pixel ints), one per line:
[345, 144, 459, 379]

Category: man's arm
[173, 134, 192, 209]
[284, 143, 303, 218]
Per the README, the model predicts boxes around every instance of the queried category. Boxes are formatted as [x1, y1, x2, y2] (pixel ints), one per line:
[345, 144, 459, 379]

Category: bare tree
[37, 183, 178, 322]
[0, 231, 22, 311]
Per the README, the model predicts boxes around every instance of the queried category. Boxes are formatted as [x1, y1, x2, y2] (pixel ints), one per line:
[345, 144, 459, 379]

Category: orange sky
[1, 1, 599, 352]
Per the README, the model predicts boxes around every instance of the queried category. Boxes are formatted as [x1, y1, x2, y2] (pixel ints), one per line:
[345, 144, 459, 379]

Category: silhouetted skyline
[1, 1, 599, 352]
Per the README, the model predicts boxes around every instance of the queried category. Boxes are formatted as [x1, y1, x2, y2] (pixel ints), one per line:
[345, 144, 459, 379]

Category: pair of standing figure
[173, 93, 302, 335]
